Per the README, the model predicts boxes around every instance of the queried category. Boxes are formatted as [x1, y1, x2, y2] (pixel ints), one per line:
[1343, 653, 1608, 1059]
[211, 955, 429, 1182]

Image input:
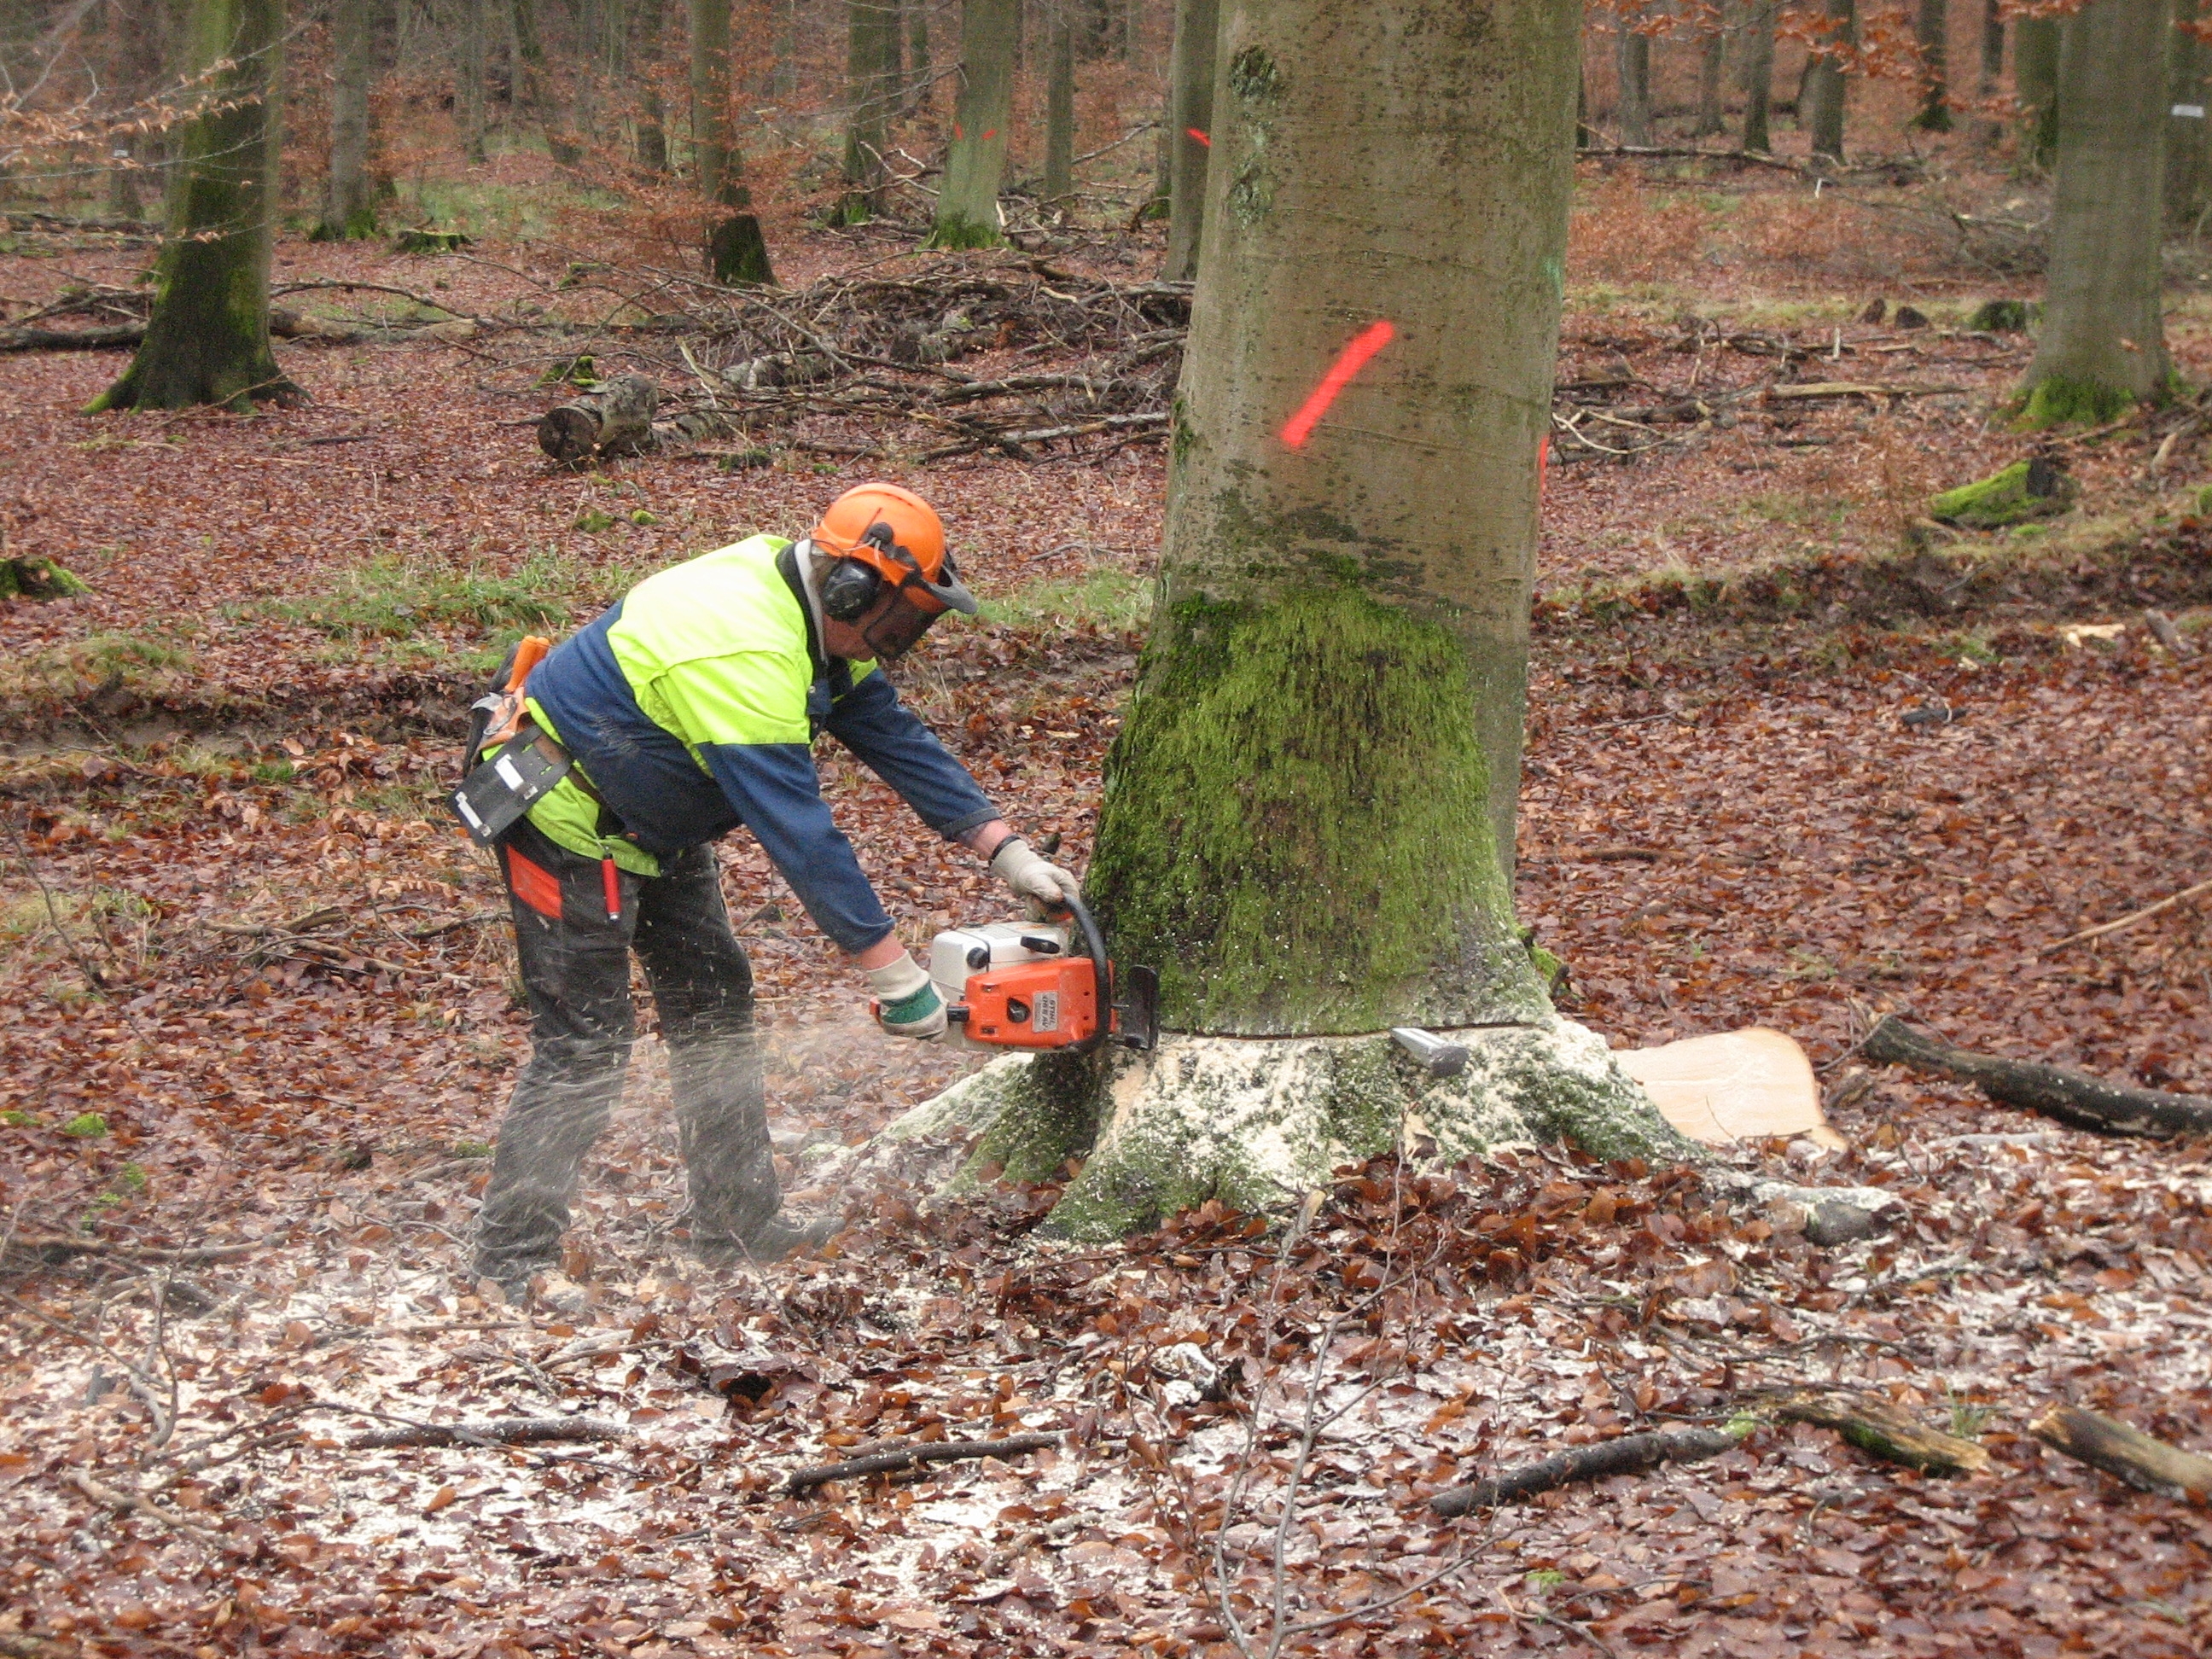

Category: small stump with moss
[0, 556, 90, 601]
[1930, 457, 2074, 531]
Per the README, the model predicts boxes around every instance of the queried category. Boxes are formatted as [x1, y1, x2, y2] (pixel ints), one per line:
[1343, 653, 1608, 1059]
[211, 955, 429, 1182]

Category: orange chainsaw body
[959, 956, 1102, 1049]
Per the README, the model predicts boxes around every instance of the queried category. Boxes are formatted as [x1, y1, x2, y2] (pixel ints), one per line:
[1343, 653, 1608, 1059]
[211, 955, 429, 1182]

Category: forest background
[3, 0, 2212, 1655]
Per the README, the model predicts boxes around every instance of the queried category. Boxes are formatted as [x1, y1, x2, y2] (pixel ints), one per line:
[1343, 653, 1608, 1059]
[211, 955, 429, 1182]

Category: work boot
[692, 1211, 841, 1266]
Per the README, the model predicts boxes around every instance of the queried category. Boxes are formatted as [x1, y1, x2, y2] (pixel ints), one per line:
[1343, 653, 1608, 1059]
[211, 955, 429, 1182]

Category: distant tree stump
[707, 215, 776, 288]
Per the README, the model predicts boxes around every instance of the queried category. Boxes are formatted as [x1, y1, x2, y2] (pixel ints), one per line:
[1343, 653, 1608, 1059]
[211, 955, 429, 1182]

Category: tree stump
[538, 375, 660, 466]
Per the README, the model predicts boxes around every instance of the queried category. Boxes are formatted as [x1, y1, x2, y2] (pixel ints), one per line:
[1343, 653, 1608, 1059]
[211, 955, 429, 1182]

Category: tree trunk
[1616, 24, 1651, 145]
[929, 0, 1018, 247]
[1043, 1, 1075, 201]
[2168, 0, 2208, 228]
[322, 0, 378, 238]
[905, 0, 932, 108]
[1973, 0, 2003, 147]
[106, 137, 144, 221]
[1694, 7, 1728, 137]
[692, 0, 774, 282]
[882, 0, 1690, 1241]
[632, 0, 669, 172]
[1802, 0, 1853, 160]
[2015, 15, 2059, 169]
[839, 0, 901, 221]
[1161, 0, 1216, 279]
[538, 374, 660, 463]
[2019, 0, 2172, 423]
[1913, 0, 1951, 130]
[461, 0, 490, 162]
[89, 0, 296, 412]
[1740, 0, 1775, 151]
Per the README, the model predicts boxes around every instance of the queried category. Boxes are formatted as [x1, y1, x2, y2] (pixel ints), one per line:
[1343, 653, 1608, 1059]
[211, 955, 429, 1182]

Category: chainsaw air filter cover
[928, 922, 1101, 1051]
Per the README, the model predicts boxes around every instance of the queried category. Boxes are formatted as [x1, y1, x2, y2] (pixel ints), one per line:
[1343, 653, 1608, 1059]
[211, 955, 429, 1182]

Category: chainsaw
[923, 892, 1158, 1055]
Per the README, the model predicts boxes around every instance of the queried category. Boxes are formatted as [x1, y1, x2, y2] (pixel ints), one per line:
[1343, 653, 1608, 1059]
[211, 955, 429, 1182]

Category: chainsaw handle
[1059, 891, 1113, 1057]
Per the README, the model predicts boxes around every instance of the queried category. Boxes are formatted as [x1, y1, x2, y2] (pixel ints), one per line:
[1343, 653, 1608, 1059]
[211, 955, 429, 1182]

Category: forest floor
[3, 143, 2212, 1659]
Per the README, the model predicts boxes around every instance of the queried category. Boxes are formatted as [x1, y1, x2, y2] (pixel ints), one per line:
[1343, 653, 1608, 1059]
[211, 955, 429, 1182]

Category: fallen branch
[2048, 876, 2212, 951]
[1764, 381, 1966, 402]
[2030, 1404, 2212, 1505]
[1429, 1425, 1745, 1516]
[1772, 1388, 1989, 1475]
[346, 1416, 630, 1450]
[785, 1432, 1061, 1495]
[1862, 1016, 2212, 1140]
[67, 1470, 224, 1545]
[0, 1634, 76, 1659]
[0, 323, 144, 352]
[1, 1234, 256, 1264]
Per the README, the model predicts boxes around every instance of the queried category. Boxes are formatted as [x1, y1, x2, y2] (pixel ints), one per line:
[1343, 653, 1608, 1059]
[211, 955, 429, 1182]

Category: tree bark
[1739, 0, 1775, 151]
[88, 0, 296, 412]
[2015, 15, 2059, 169]
[1774, 1389, 1991, 1475]
[2018, 0, 2171, 423]
[929, 0, 1019, 247]
[632, 0, 669, 172]
[323, 0, 378, 238]
[461, 0, 490, 163]
[840, 0, 902, 220]
[1802, 0, 1854, 161]
[1161, 0, 1216, 280]
[905, 0, 932, 108]
[1913, 0, 1952, 130]
[882, 0, 1695, 1242]
[1432, 1426, 1744, 1516]
[2168, 0, 2209, 228]
[2030, 1405, 2212, 1503]
[1043, 1, 1075, 201]
[1694, 9, 1728, 137]
[1862, 1016, 2212, 1138]
[538, 374, 660, 463]
[692, 0, 774, 282]
[1616, 23, 1651, 146]
[1973, 0, 2003, 147]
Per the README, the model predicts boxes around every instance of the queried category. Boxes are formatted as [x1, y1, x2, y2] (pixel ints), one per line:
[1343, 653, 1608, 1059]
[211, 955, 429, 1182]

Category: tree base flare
[880, 1018, 1699, 1241]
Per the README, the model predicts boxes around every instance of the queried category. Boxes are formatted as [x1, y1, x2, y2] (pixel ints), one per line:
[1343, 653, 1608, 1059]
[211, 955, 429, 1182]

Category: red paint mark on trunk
[981, 128, 998, 141]
[1186, 127, 1211, 146]
[1280, 320, 1397, 451]
[1539, 433, 1551, 504]
[953, 122, 963, 138]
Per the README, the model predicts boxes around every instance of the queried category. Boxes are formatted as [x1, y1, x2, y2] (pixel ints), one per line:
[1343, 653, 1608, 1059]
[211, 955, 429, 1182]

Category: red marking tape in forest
[1280, 320, 1396, 451]
[1186, 127, 1211, 146]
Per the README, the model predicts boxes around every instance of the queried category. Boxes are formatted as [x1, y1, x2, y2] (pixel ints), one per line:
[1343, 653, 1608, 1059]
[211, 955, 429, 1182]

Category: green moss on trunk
[2014, 375, 2141, 430]
[0, 558, 90, 600]
[1088, 585, 1550, 1036]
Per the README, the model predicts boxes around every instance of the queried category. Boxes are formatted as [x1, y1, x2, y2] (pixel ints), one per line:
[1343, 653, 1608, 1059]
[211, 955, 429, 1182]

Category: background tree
[1739, 0, 1775, 150]
[2019, 0, 2172, 423]
[1913, 0, 1951, 130]
[318, 0, 378, 237]
[691, 0, 772, 282]
[1160, 0, 1214, 280]
[2168, 0, 2207, 226]
[928, 0, 1016, 247]
[1042, 0, 1074, 202]
[1693, 4, 1728, 137]
[1802, 0, 1854, 160]
[459, 0, 490, 163]
[2015, 14, 2058, 168]
[838, 0, 899, 221]
[890, 0, 1685, 1239]
[90, 0, 296, 412]
[1615, 17, 1650, 144]
[1973, 0, 2003, 147]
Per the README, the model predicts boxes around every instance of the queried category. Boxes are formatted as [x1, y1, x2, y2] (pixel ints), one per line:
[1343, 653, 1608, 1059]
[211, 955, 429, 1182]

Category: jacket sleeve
[649, 656, 896, 956]
[826, 667, 1001, 841]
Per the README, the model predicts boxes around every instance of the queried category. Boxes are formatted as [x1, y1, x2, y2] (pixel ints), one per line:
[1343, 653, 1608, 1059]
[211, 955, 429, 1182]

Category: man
[467, 483, 1078, 1297]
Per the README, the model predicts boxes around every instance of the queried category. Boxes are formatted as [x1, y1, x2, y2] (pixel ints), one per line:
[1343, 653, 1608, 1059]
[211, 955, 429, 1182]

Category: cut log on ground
[1430, 1424, 1747, 1516]
[785, 1432, 1062, 1495]
[1773, 1388, 1991, 1475]
[1862, 1016, 2212, 1139]
[346, 1417, 629, 1449]
[537, 375, 660, 465]
[2030, 1404, 2212, 1504]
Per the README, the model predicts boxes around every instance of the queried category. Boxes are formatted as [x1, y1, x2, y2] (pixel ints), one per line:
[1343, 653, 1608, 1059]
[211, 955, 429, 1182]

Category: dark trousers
[473, 820, 778, 1277]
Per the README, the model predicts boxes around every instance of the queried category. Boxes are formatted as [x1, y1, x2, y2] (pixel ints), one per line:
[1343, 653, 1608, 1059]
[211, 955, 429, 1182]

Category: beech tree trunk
[929, 0, 1018, 247]
[2169, 1, 2208, 227]
[1616, 24, 1651, 146]
[1161, 0, 1217, 280]
[2019, 0, 2172, 424]
[2015, 15, 2059, 168]
[692, 0, 774, 282]
[1802, 0, 1854, 160]
[1043, 2, 1074, 201]
[1740, 0, 1775, 151]
[1913, 0, 1952, 131]
[89, 0, 295, 412]
[633, 0, 670, 171]
[459, 0, 490, 163]
[1974, 0, 2003, 147]
[323, 0, 378, 237]
[882, 0, 1689, 1241]
[1694, 12, 1727, 137]
[840, 0, 901, 220]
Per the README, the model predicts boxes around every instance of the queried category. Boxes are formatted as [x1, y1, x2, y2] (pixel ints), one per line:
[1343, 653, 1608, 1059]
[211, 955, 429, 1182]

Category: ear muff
[818, 556, 882, 622]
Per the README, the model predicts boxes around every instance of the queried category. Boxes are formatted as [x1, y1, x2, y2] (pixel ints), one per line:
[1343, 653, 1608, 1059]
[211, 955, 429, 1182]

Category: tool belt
[451, 721, 575, 847]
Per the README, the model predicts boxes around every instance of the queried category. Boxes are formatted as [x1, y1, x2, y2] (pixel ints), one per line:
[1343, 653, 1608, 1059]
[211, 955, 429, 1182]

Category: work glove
[869, 953, 946, 1041]
[991, 836, 1082, 918]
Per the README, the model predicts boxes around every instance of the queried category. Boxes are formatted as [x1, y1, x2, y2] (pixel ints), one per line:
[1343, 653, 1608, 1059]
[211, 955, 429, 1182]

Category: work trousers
[472, 819, 777, 1278]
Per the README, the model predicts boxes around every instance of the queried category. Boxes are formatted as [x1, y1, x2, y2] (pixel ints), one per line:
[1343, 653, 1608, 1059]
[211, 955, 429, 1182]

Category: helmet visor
[858, 587, 944, 661]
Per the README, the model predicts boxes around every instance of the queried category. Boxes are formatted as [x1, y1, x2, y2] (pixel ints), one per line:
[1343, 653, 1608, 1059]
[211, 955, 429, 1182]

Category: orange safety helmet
[808, 483, 976, 618]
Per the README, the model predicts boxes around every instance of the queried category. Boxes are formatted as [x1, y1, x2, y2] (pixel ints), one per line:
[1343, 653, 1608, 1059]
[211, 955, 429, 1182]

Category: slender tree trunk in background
[692, 0, 774, 282]
[511, 0, 549, 130]
[106, 137, 144, 219]
[1043, 2, 1074, 201]
[322, 0, 377, 237]
[1802, 0, 1853, 160]
[2168, 0, 2208, 227]
[1740, 0, 1775, 150]
[896, 0, 1687, 1242]
[1694, 10, 1727, 137]
[1577, 56, 1592, 148]
[1161, 0, 1216, 279]
[560, 0, 603, 161]
[1973, 0, 2003, 146]
[2015, 15, 2058, 168]
[632, 0, 669, 171]
[461, 0, 489, 162]
[1913, 0, 1951, 129]
[840, 0, 900, 221]
[929, 0, 1017, 247]
[90, 0, 295, 411]
[1615, 24, 1650, 144]
[2021, 0, 2172, 422]
[905, 0, 931, 107]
